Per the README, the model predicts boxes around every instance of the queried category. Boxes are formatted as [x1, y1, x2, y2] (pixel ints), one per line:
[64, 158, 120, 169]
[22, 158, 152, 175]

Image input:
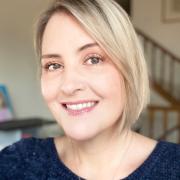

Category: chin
[64, 126, 99, 142]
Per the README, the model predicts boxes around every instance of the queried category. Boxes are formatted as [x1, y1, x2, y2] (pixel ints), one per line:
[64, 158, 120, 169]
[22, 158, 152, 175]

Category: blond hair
[35, 0, 150, 130]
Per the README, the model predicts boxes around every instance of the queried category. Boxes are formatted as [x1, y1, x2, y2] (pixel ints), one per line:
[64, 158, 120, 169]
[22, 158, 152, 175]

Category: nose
[60, 68, 86, 96]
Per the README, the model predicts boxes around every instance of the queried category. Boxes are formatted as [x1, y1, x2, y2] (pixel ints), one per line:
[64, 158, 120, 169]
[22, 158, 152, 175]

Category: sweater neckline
[48, 137, 167, 179]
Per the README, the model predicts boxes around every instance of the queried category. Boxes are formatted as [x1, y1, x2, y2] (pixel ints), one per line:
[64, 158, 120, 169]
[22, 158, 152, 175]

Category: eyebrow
[77, 42, 98, 52]
[41, 42, 98, 59]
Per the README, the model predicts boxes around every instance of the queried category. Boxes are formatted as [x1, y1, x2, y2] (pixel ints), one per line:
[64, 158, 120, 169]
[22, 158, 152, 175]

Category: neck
[64, 126, 134, 175]
[72, 128, 130, 156]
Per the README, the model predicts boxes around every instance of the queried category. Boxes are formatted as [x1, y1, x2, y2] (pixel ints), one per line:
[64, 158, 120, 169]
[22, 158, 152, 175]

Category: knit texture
[0, 137, 179, 180]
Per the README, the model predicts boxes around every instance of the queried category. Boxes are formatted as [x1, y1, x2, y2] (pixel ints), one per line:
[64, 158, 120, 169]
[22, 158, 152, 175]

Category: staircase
[136, 29, 180, 143]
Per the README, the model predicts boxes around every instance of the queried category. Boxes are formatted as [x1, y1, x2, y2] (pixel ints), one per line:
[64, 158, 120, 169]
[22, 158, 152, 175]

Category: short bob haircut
[35, 0, 150, 130]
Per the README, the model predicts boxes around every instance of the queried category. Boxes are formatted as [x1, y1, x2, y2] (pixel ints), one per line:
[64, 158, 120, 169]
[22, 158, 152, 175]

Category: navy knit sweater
[0, 138, 179, 180]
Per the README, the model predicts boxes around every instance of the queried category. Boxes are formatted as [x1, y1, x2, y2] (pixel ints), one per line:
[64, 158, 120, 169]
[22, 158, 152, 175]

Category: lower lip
[64, 103, 98, 116]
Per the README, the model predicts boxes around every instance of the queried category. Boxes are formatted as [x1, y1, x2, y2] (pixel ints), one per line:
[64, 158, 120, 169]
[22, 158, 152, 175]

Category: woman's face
[41, 13, 126, 140]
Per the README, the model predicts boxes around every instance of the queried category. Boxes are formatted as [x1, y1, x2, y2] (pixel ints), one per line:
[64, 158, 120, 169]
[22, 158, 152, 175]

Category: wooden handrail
[147, 105, 180, 143]
[158, 125, 180, 141]
[136, 28, 180, 105]
[148, 105, 180, 111]
[137, 29, 180, 142]
[136, 28, 180, 63]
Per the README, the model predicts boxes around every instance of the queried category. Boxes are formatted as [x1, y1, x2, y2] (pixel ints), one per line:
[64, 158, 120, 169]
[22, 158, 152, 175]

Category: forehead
[41, 12, 96, 54]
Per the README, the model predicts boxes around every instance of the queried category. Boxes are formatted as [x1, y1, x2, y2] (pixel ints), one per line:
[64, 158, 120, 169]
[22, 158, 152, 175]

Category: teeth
[82, 103, 86, 108]
[66, 102, 96, 110]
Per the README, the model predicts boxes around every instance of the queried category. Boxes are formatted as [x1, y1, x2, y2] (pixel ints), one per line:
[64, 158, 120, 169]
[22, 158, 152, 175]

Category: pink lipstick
[62, 100, 98, 116]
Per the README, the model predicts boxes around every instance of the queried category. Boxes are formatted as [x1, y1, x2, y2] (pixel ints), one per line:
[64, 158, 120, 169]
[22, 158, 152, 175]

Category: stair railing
[136, 29, 180, 105]
[147, 105, 180, 143]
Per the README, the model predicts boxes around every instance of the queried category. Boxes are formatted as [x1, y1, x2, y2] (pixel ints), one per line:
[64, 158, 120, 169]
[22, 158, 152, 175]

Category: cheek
[41, 76, 59, 103]
[91, 67, 125, 101]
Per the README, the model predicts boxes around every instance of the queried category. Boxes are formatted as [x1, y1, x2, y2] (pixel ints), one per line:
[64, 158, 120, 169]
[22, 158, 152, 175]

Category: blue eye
[85, 55, 103, 65]
[44, 63, 63, 71]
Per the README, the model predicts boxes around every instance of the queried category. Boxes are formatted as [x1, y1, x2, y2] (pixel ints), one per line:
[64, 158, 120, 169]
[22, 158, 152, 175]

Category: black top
[0, 137, 180, 180]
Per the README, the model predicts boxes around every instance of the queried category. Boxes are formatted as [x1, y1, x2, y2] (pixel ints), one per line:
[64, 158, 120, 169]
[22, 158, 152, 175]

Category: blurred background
[0, 0, 179, 149]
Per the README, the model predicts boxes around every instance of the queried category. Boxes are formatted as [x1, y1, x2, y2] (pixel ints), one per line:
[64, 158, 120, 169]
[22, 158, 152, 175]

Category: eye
[44, 62, 63, 71]
[84, 54, 103, 65]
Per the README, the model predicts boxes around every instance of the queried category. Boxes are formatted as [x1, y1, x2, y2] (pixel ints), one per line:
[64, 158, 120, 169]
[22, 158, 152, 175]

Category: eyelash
[43, 62, 63, 72]
[84, 54, 104, 65]
[42, 54, 104, 72]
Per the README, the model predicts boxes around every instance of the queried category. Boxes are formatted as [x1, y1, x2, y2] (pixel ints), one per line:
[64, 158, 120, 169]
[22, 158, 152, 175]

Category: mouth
[61, 100, 99, 116]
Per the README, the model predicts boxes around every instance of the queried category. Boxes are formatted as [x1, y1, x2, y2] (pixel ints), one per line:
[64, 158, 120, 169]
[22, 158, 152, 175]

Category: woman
[0, 0, 179, 179]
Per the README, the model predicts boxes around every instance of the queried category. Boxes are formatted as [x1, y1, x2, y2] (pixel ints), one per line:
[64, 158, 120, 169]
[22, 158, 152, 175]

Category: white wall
[132, 0, 180, 58]
[0, 0, 52, 119]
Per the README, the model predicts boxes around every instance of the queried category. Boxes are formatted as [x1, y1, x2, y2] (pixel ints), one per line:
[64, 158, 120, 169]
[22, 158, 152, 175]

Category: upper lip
[61, 100, 99, 105]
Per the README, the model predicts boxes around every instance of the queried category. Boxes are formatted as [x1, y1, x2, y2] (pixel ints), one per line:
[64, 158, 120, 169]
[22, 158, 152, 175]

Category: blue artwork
[0, 85, 14, 122]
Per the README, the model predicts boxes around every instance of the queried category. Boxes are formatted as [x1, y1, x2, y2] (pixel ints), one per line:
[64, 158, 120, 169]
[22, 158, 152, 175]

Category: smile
[62, 101, 99, 116]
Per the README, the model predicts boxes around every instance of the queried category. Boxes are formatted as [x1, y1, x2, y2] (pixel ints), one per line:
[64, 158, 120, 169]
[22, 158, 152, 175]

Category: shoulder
[158, 141, 180, 159]
[150, 141, 180, 179]
[0, 137, 53, 179]
[0, 137, 52, 158]
[127, 141, 180, 180]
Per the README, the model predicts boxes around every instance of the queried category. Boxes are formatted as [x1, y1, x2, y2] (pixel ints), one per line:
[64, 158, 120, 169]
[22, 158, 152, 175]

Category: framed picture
[162, 0, 180, 22]
[0, 85, 14, 122]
